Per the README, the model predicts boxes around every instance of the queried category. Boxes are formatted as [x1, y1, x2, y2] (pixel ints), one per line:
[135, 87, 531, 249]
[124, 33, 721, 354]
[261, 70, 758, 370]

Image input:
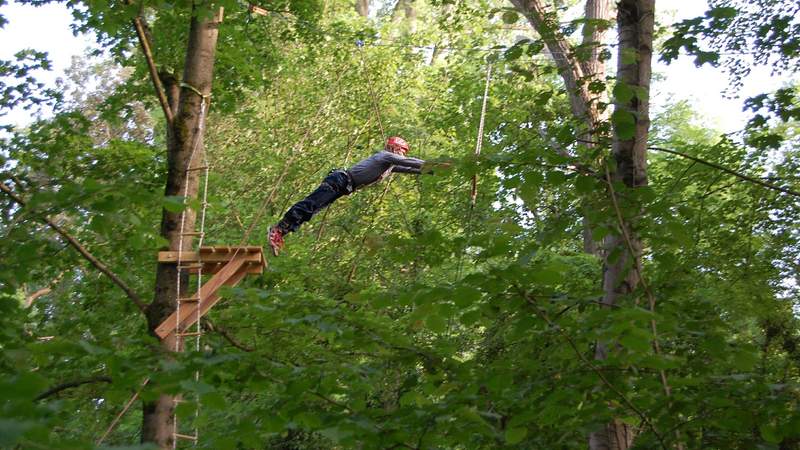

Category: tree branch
[648, 145, 800, 198]
[576, 139, 800, 198]
[24, 271, 64, 307]
[518, 288, 667, 449]
[203, 319, 254, 352]
[133, 16, 174, 124]
[35, 375, 112, 400]
[0, 181, 148, 314]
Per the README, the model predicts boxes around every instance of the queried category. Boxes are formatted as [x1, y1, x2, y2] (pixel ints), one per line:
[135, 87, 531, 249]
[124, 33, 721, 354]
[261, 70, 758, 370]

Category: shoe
[268, 226, 285, 256]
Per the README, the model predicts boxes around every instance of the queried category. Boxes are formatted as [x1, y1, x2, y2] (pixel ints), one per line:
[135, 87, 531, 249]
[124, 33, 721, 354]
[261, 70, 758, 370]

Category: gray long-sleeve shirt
[346, 150, 426, 189]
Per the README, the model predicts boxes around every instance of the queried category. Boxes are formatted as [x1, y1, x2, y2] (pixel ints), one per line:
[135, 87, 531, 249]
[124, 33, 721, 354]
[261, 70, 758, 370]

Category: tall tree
[356, 0, 369, 17]
[591, 0, 656, 448]
[508, 0, 613, 254]
[141, 6, 223, 447]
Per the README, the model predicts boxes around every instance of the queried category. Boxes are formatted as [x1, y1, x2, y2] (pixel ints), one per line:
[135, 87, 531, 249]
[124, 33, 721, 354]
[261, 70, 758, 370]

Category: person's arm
[381, 151, 425, 169]
[391, 165, 423, 174]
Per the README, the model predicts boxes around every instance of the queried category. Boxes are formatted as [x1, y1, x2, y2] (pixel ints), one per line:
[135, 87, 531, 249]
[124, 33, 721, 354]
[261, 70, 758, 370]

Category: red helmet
[386, 136, 409, 154]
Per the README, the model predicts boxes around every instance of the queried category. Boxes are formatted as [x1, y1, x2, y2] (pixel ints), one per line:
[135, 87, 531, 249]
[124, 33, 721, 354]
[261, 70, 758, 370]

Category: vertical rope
[457, 63, 492, 281]
[470, 63, 492, 207]
[173, 87, 211, 449]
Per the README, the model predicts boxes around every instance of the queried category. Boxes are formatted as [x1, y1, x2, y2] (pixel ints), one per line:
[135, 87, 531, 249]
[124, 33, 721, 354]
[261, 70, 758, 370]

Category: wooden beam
[158, 251, 261, 264]
[158, 246, 266, 274]
[155, 254, 248, 338]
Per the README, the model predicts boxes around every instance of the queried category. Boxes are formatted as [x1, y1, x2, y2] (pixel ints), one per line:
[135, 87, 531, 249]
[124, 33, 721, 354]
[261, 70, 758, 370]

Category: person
[267, 136, 431, 256]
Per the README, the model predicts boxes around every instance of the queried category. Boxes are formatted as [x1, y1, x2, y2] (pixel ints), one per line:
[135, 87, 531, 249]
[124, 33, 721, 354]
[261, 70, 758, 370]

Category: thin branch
[518, 288, 667, 449]
[25, 271, 65, 307]
[600, 161, 684, 449]
[96, 377, 150, 446]
[649, 145, 800, 198]
[203, 319, 254, 352]
[0, 181, 148, 314]
[35, 376, 112, 401]
[133, 16, 174, 124]
[577, 139, 800, 198]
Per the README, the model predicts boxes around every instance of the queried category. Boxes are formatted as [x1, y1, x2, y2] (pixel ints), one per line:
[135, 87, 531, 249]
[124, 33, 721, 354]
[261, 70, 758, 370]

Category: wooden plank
[181, 263, 263, 275]
[248, 3, 270, 16]
[158, 251, 262, 264]
[155, 254, 248, 339]
[162, 267, 250, 340]
[199, 246, 262, 254]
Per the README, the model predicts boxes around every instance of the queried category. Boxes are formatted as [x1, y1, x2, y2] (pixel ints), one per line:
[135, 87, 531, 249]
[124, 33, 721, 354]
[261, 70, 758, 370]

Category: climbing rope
[470, 63, 492, 207]
[457, 63, 493, 280]
[173, 84, 212, 448]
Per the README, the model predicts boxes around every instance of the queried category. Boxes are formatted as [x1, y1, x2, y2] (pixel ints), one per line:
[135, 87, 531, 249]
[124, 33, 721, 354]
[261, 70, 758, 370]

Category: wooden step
[174, 433, 198, 441]
[156, 254, 252, 339]
[176, 331, 203, 337]
[159, 246, 266, 275]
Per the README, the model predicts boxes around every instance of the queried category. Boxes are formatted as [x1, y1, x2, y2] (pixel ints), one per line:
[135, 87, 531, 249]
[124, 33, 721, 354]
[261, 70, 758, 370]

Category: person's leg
[276, 171, 350, 234]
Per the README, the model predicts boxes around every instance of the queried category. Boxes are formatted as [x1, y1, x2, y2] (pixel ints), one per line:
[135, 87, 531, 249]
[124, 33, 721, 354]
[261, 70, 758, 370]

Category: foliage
[1, 0, 799, 449]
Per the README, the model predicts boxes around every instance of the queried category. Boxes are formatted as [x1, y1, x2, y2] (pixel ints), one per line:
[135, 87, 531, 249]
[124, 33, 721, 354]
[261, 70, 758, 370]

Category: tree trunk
[590, 1, 655, 449]
[509, 0, 613, 255]
[392, 0, 417, 33]
[141, 6, 223, 449]
[355, 0, 369, 17]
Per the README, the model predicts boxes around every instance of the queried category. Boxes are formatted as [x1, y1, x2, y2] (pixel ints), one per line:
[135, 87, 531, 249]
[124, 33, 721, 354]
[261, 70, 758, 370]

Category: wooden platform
[155, 246, 266, 339]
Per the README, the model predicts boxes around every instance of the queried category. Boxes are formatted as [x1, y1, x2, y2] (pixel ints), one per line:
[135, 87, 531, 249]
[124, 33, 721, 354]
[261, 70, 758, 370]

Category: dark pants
[277, 170, 353, 233]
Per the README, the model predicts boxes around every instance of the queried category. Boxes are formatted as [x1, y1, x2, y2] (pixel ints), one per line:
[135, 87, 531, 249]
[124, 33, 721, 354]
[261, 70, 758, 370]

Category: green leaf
[620, 328, 652, 353]
[163, 196, 187, 212]
[760, 424, 782, 444]
[574, 174, 595, 193]
[613, 82, 635, 104]
[505, 427, 528, 444]
[505, 44, 524, 61]
[452, 286, 481, 308]
[611, 110, 636, 140]
[501, 10, 519, 24]
[0, 419, 34, 447]
[426, 314, 447, 333]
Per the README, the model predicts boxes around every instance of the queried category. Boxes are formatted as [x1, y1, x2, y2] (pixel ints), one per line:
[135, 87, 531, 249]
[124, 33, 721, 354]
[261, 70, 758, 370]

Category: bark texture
[141, 7, 222, 449]
[590, 1, 655, 449]
[509, 0, 611, 132]
[509, 0, 613, 255]
[355, 0, 369, 17]
[392, 0, 417, 33]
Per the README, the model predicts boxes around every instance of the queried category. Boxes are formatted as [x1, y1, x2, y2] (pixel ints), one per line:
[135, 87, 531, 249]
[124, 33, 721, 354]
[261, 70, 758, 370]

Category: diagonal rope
[470, 63, 492, 207]
[96, 378, 150, 445]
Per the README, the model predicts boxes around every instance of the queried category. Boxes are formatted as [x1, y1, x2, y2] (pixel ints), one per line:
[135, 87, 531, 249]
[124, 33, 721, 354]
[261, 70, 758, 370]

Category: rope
[173, 85, 212, 448]
[470, 63, 492, 207]
[96, 378, 150, 445]
[233, 58, 353, 251]
[457, 63, 493, 280]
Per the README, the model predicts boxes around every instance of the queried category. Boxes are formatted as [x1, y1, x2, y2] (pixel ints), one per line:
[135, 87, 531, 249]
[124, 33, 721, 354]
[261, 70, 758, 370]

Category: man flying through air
[268, 136, 436, 256]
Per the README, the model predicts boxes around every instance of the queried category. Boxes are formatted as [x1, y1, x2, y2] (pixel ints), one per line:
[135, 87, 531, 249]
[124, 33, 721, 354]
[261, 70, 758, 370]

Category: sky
[0, 0, 796, 133]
